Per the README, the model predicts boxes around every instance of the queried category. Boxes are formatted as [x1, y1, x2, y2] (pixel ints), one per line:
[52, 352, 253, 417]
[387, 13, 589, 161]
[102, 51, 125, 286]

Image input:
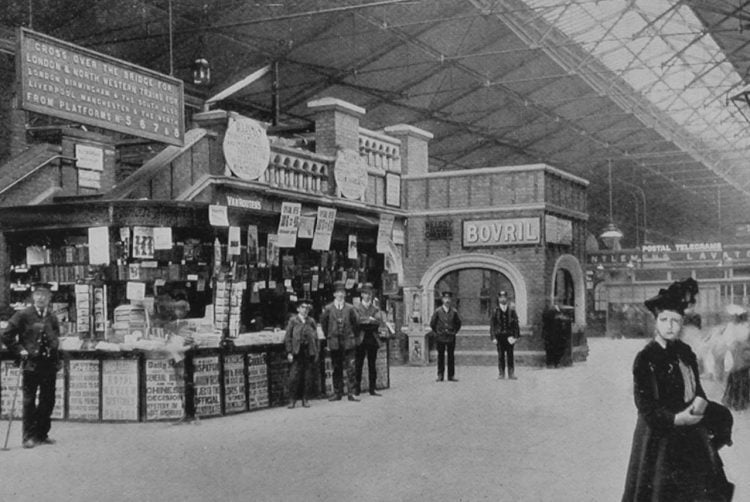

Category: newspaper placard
[102, 359, 139, 421]
[68, 360, 100, 420]
[312, 207, 337, 251]
[153, 227, 173, 250]
[247, 353, 269, 410]
[193, 356, 221, 417]
[145, 359, 184, 420]
[223, 354, 246, 414]
[348, 234, 358, 259]
[376, 214, 395, 253]
[277, 202, 301, 248]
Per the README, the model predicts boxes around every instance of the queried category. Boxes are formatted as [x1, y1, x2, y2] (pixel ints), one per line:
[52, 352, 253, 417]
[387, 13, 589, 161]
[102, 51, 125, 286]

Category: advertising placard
[462, 218, 541, 247]
[223, 354, 246, 414]
[18, 28, 184, 145]
[277, 202, 301, 248]
[192, 356, 221, 417]
[312, 207, 336, 251]
[102, 359, 139, 421]
[68, 360, 100, 420]
[145, 359, 184, 420]
[223, 114, 270, 181]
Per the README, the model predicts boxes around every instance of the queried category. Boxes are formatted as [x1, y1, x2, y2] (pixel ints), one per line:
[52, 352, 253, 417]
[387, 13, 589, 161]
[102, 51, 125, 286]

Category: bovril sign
[463, 218, 541, 247]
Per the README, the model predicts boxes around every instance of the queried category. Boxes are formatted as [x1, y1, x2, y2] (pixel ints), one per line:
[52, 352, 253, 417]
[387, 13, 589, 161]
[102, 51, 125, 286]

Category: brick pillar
[382, 124, 433, 177]
[191, 109, 230, 176]
[306, 98, 365, 156]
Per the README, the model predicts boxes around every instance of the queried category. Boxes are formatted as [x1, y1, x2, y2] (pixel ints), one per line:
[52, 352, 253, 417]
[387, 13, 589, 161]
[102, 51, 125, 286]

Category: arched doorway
[420, 254, 528, 326]
[550, 254, 586, 329]
[434, 268, 515, 325]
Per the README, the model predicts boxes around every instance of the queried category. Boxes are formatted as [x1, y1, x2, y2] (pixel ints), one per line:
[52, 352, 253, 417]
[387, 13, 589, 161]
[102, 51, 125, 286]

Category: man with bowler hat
[1, 282, 62, 448]
[429, 291, 462, 382]
[354, 283, 382, 396]
[491, 291, 520, 380]
[320, 281, 360, 401]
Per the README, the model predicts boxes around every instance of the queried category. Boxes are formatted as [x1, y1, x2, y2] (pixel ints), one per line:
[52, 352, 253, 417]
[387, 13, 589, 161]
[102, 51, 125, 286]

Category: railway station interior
[2, 1, 750, 501]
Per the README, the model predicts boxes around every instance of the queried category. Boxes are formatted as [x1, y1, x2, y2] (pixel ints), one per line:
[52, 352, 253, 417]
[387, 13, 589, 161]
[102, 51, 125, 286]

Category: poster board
[192, 356, 221, 417]
[145, 359, 184, 421]
[223, 354, 246, 414]
[247, 353, 269, 410]
[68, 360, 101, 420]
[102, 359, 139, 421]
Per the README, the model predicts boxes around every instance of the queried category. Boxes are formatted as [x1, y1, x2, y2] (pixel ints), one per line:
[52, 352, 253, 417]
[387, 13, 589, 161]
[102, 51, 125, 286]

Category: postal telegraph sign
[17, 28, 184, 146]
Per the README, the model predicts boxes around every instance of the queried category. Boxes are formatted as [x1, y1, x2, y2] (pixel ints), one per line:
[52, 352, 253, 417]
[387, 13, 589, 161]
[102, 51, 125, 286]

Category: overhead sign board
[463, 217, 541, 247]
[17, 28, 184, 146]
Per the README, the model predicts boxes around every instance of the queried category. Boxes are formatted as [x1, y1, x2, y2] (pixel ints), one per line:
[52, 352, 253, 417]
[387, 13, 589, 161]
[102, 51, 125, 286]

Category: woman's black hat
[644, 278, 698, 316]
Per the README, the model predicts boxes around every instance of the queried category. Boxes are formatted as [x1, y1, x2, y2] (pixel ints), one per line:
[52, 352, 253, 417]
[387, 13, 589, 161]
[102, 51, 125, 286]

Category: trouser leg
[367, 345, 378, 392]
[447, 341, 456, 379]
[506, 344, 515, 376]
[436, 342, 446, 378]
[343, 349, 357, 397]
[288, 356, 302, 400]
[354, 344, 366, 393]
[36, 370, 56, 440]
[330, 349, 344, 396]
[21, 370, 40, 442]
[497, 343, 506, 376]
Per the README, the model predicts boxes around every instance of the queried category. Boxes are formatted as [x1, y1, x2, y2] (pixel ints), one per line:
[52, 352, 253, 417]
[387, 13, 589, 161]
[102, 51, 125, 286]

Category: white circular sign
[223, 114, 271, 181]
[334, 148, 368, 200]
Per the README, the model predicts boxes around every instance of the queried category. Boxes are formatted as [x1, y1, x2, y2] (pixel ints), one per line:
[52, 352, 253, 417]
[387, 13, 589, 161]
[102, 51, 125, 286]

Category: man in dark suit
[490, 291, 520, 380]
[1, 283, 62, 449]
[429, 291, 462, 382]
[284, 300, 319, 409]
[320, 281, 360, 401]
[354, 283, 382, 397]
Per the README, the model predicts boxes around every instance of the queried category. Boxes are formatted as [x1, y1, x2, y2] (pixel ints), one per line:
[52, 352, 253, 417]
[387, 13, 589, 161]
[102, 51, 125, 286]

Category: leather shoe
[347, 395, 360, 402]
[301, 400, 310, 408]
[436, 376, 444, 382]
[38, 437, 56, 445]
[498, 374, 505, 380]
[448, 377, 459, 382]
[287, 401, 296, 409]
[369, 391, 382, 396]
[329, 395, 343, 401]
[22, 438, 36, 449]
[508, 375, 518, 380]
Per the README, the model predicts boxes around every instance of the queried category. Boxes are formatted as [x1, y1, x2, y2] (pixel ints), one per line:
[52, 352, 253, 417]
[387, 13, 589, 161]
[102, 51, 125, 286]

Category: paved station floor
[1, 338, 748, 502]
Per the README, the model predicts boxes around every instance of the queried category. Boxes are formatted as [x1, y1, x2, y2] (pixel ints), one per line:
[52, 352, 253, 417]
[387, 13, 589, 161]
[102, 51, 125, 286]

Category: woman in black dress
[622, 278, 734, 501]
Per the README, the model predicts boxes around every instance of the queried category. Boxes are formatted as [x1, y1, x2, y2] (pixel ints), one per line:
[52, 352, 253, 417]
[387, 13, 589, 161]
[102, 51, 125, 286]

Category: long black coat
[429, 307, 461, 344]
[622, 340, 733, 502]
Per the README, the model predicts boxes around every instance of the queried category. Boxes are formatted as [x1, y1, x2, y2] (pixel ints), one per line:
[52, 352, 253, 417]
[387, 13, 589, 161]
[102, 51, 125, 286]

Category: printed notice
[312, 207, 336, 251]
[247, 353, 269, 410]
[277, 202, 302, 248]
[88, 226, 110, 265]
[145, 359, 184, 420]
[18, 28, 184, 145]
[102, 359, 139, 421]
[209, 205, 229, 227]
[68, 360, 100, 420]
[153, 227, 173, 250]
[223, 354, 246, 414]
[193, 356, 221, 417]
[0, 362, 63, 419]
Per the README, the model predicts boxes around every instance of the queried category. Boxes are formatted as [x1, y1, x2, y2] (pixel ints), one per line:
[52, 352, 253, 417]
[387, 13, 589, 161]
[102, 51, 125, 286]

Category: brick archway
[550, 254, 586, 329]
[419, 254, 529, 326]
